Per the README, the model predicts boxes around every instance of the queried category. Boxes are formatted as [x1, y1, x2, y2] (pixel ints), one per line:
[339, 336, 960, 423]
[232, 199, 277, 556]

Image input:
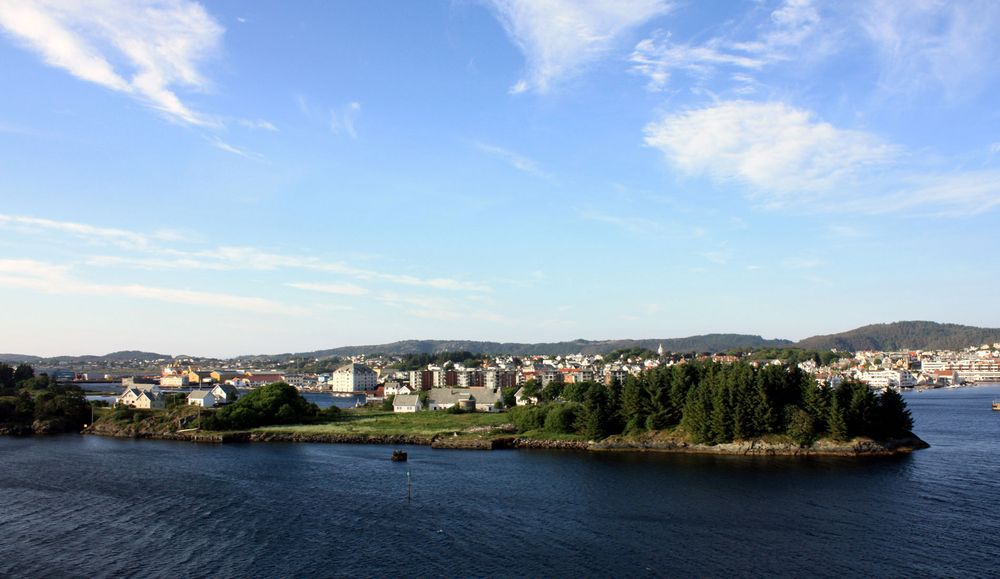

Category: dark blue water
[2, 386, 998, 577]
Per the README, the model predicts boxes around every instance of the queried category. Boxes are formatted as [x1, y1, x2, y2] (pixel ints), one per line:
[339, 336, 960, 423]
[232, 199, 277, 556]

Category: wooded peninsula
[75, 361, 926, 456]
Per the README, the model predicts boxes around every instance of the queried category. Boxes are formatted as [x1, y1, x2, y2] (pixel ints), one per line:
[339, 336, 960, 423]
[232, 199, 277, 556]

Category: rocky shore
[82, 421, 928, 456]
[590, 432, 930, 456]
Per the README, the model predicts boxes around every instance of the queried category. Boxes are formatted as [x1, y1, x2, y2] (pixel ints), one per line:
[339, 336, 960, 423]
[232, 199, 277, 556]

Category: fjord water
[2, 387, 998, 577]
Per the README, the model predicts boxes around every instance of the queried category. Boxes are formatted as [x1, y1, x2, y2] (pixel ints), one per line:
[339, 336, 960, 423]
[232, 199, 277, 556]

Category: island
[81, 361, 928, 456]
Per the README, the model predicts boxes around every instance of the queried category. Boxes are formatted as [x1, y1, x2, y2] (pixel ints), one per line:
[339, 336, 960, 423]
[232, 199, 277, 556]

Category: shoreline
[80, 424, 929, 456]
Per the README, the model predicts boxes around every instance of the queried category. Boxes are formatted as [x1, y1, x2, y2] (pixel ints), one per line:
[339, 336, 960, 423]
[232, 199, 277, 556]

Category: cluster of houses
[844, 345, 1000, 389]
[116, 377, 240, 409]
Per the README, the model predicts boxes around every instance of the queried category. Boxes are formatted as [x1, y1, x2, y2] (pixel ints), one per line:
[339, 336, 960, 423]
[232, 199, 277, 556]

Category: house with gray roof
[392, 394, 422, 413]
[211, 383, 240, 405]
[187, 389, 216, 408]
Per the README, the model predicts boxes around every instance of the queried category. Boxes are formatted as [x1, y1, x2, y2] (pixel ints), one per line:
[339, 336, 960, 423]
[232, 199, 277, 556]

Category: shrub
[508, 404, 547, 432]
[544, 403, 579, 434]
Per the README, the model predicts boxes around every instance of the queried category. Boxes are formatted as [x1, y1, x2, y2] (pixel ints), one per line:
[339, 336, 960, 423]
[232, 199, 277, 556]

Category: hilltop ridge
[3, 321, 999, 364]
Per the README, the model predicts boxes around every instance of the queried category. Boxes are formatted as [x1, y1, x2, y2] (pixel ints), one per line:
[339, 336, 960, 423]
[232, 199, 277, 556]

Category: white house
[384, 382, 415, 397]
[392, 393, 422, 413]
[134, 390, 164, 409]
[187, 390, 216, 407]
[117, 387, 141, 407]
[211, 383, 240, 405]
[330, 363, 378, 393]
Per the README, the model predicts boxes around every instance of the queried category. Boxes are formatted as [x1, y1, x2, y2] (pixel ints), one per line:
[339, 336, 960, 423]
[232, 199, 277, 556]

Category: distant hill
[0, 353, 42, 363]
[795, 321, 1000, 351]
[278, 334, 794, 358]
[8, 322, 1000, 364]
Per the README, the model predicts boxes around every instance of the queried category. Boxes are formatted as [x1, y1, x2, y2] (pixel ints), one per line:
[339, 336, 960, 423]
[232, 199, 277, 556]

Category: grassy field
[253, 408, 511, 437]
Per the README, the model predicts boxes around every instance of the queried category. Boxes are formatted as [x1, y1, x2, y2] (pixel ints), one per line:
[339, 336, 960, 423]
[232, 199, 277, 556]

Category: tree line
[508, 361, 913, 444]
[0, 364, 91, 433]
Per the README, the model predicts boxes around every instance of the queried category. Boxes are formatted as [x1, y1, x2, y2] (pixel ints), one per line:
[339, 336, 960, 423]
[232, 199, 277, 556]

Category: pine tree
[681, 384, 713, 443]
[827, 388, 849, 441]
[580, 383, 611, 440]
[621, 375, 650, 432]
[876, 388, 913, 438]
[13, 364, 34, 384]
[846, 380, 879, 438]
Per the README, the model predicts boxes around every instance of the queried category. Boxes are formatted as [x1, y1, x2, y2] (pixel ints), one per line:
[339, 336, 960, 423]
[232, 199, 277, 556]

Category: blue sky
[1, 0, 999, 357]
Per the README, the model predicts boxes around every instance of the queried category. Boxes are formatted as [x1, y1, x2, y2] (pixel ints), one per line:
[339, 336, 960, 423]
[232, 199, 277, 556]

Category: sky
[1, 0, 999, 357]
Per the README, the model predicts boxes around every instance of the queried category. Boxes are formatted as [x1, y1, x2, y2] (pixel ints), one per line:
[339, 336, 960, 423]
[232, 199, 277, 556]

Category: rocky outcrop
[591, 432, 930, 456]
[248, 432, 433, 446]
[0, 423, 33, 436]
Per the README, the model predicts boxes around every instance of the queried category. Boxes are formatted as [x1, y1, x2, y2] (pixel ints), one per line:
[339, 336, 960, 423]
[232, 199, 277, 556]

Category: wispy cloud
[210, 137, 261, 159]
[0, 213, 153, 249]
[630, 0, 821, 91]
[486, 0, 670, 94]
[861, 1, 1000, 101]
[0, 259, 303, 315]
[782, 257, 823, 269]
[286, 282, 369, 296]
[238, 118, 278, 131]
[376, 292, 507, 323]
[579, 209, 663, 236]
[89, 247, 493, 292]
[0, 0, 224, 126]
[630, 34, 765, 92]
[701, 249, 731, 265]
[330, 101, 361, 138]
[0, 213, 493, 293]
[472, 141, 550, 179]
[829, 224, 864, 238]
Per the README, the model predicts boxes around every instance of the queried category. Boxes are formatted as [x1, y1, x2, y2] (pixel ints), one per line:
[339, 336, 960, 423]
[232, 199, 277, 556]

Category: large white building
[330, 363, 378, 393]
[857, 370, 916, 391]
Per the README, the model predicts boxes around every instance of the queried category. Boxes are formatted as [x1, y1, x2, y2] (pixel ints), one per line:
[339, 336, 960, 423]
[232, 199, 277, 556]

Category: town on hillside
[101, 343, 1000, 412]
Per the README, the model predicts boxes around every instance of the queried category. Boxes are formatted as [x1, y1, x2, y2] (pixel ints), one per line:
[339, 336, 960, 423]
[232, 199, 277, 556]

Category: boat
[992, 401, 1000, 411]
[391, 450, 408, 461]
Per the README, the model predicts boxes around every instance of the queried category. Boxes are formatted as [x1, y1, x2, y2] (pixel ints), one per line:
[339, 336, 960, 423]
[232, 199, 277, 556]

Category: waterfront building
[160, 375, 189, 388]
[330, 363, 377, 393]
[857, 370, 916, 391]
[245, 373, 284, 388]
[280, 373, 307, 388]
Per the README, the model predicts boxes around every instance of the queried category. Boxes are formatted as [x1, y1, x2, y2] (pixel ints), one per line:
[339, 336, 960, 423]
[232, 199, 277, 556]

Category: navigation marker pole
[407, 470, 412, 503]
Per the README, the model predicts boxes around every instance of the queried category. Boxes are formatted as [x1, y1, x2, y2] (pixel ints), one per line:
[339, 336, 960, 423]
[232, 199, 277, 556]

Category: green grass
[516, 430, 589, 442]
[253, 409, 511, 437]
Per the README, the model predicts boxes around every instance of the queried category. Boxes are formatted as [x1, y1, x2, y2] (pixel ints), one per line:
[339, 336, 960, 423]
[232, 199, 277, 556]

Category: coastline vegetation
[499, 361, 913, 444]
[0, 364, 91, 434]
